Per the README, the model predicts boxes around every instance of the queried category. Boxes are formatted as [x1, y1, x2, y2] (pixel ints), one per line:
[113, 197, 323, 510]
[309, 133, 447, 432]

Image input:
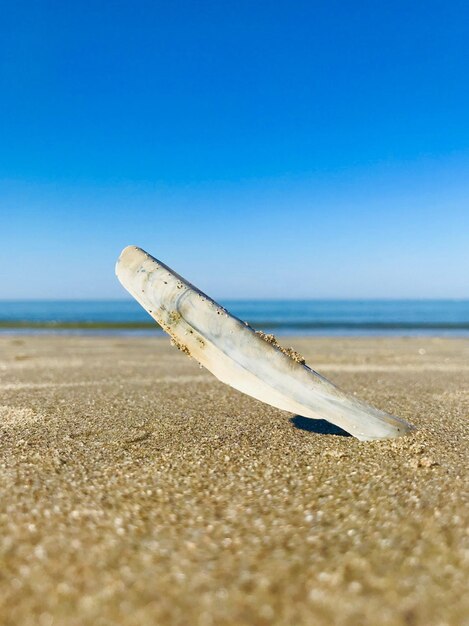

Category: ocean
[0, 299, 468, 336]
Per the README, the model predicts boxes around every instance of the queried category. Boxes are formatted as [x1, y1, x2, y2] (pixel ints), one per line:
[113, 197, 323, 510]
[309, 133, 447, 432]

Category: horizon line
[1, 297, 468, 303]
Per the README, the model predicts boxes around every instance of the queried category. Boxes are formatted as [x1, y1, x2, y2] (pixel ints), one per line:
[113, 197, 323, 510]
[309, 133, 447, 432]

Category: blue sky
[1, 1, 468, 299]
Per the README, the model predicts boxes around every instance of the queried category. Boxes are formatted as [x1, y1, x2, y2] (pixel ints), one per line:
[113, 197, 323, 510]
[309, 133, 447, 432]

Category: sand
[0, 335, 468, 626]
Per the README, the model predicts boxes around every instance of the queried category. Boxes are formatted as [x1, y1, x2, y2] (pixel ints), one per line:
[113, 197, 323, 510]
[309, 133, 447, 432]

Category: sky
[1, 0, 468, 299]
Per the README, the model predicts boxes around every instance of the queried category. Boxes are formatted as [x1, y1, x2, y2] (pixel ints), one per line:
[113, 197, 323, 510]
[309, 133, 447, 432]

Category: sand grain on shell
[0, 335, 468, 626]
[255, 330, 306, 364]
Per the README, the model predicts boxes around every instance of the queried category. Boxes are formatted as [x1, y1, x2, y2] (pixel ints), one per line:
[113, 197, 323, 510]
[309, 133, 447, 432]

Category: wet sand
[0, 335, 468, 626]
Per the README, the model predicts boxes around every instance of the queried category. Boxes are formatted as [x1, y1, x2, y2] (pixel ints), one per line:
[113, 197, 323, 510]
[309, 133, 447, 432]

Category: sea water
[0, 299, 468, 336]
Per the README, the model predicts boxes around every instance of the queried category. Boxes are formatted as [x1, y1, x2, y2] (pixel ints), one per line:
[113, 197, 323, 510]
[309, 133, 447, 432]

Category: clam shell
[116, 246, 414, 441]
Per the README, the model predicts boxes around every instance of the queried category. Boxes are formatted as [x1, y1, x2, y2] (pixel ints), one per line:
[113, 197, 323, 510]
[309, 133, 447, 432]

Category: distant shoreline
[1, 320, 469, 330]
[2, 322, 469, 339]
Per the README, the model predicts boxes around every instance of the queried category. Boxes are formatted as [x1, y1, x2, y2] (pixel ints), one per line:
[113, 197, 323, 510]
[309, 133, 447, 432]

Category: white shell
[116, 246, 413, 441]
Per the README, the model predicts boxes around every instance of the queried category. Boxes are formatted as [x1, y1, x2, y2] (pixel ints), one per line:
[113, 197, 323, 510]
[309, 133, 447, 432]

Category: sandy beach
[0, 335, 468, 626]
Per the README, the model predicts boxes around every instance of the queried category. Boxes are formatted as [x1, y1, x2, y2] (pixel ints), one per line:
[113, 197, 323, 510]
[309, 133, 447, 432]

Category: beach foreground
[0, 336, 468, 626]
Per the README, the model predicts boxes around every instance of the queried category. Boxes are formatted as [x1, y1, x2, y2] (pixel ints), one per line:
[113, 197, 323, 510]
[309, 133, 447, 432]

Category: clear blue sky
[1, 1, 468, 299]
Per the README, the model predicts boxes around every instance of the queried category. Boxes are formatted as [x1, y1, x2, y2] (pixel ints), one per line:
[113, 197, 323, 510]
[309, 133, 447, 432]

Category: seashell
[116, 246, 414, 441]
